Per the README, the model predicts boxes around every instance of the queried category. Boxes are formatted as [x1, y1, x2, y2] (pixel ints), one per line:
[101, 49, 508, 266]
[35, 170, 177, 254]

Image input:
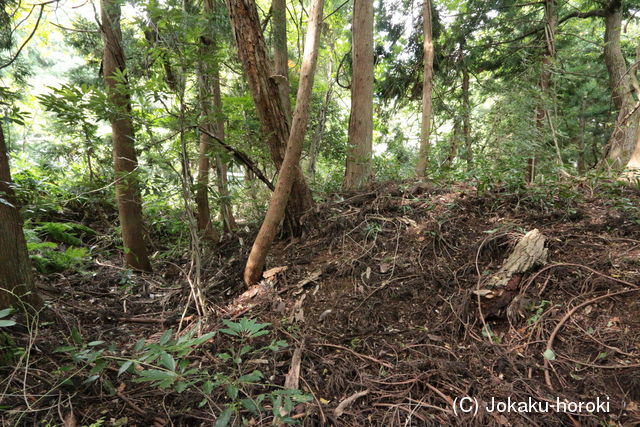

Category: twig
[116, 391, 146, 415]
[316, 343, 393, 368]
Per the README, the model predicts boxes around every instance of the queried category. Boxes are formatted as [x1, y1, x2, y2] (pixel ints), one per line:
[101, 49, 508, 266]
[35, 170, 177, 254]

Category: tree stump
[473, 229, 547, 318]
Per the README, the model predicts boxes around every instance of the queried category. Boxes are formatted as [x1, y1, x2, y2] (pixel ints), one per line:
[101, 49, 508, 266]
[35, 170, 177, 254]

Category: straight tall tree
[602, 0, 639, 170]
[196, 34, 222, 243]
[272, 0, 293, 124]
[100, 0, 152, 271]
[344, 0, 374, 189]
[415, 0, 433, 180]
[0, 124, 43, 310]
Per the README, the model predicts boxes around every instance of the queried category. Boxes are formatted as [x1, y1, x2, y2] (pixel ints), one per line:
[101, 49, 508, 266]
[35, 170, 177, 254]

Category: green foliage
[52, 319, 311, 424]
[34, 221, 95, 246]
[0, 308, 16, 328]
[527, 300, 551, 325]
[24, 222, 92, 273]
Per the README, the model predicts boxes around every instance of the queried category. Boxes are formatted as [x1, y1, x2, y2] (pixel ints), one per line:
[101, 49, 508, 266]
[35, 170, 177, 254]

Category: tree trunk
[211, 60, 237, 232]
[577, 97, 587, 175]
[344, 0, 374, 188]
[474, 229, 547, 319]
[527, 0, 557, 183]
[462, 65, 472, 167]
[194, 0, 225, 242]
[602, 0, 639, 169]
[100, 0, 152, 272]
[195, 47, 220, 242]
[225, 0, 313, 229]
[415, 0, 433, 180]
[244, 0, 324, 285]
[307, 61, 334, 180]
[272, 0, 292, 124]
[444, 119, 460, 168]
[0, 124, 43, 311]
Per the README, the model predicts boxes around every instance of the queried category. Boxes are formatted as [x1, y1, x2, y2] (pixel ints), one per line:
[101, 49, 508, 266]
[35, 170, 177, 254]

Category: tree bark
[225, 0, 313, 229]
[344, 0, 374, 188]
[415, 0, 433, 180]
[244, 0, 324, 285]
[602, 0, 639, 169]
[100, 0, 152, 272]
[444, 119, 460, 168]
[0, 124, 43, 311]
[272, 0, 292, 124]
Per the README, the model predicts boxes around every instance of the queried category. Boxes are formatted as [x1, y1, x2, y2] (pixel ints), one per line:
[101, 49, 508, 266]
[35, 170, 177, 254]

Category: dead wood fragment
[474, 229, 547, 318]
[284, 344, 303, 390]
[334, 389, 369, 417]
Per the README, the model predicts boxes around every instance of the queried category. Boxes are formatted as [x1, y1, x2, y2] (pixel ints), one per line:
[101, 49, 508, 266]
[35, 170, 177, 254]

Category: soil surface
[2, 181, 640, 426]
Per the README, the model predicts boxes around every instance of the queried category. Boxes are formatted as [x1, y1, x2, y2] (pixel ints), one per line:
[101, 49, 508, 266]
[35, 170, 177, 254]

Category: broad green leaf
[215, 407, 234, 427]
[543, 349, 556, 361]
[118, 360, 133, 377]
[159, 329, 173, 345]
[160, 352, 176, 371]
[0, 308, 14, 319]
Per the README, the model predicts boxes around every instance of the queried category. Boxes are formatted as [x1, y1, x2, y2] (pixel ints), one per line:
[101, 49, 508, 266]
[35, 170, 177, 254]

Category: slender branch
[196, 126, 275, 191]
[0, 4, 45, 70]
[323, 0, 348, 21]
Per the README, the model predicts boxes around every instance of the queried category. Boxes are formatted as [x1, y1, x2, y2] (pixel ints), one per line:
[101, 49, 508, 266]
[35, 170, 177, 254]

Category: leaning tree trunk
[100, 0, 152, 272]
[415, 0, 433, 180]
[602, 0, 640, 170]
[272, 0, 292, 124]
[0, 125, 43, 311]
[244, 0, 324, 285]
[225, 0, 313, 230]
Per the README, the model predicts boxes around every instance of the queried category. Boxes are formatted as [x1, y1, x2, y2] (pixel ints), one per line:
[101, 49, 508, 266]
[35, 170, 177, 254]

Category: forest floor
[3, 180, 640, 426]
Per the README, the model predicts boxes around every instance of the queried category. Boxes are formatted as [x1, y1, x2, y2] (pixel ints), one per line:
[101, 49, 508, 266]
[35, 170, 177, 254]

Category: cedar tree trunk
[602, 0, 640, 169]
[0, 124, 43, 310]
[415, 0, 433, 179]
[272, 0, 293, 124]
[100, 0, 152, 271]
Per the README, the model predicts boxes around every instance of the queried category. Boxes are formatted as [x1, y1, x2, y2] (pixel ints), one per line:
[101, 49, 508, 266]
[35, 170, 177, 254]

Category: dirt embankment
[4, 181, 640, 426]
